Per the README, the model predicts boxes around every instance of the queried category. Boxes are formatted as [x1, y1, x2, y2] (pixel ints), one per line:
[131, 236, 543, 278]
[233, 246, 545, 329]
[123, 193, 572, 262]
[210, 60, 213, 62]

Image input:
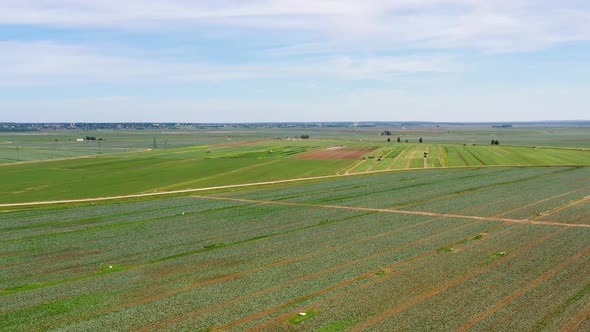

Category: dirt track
[192, 196, 590, 229]
[1, 165, 588, 208]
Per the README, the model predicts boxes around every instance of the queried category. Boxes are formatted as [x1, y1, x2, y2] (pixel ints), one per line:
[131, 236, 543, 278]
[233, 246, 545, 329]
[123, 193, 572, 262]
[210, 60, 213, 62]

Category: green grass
[0, 145, 354, 203]
[480, 251, 508, 265]
[288, 309, 318, 324]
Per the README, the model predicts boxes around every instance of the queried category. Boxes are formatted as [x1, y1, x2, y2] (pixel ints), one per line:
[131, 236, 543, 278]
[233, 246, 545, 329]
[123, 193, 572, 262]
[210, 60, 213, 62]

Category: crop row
[537, 198, 590, 225]
[2, 166, 589, 331]
[229, 167, 589, 221]
[2, 206, 478, 330]
[252, 226, 590, 331]
[346, 144, 590, 172]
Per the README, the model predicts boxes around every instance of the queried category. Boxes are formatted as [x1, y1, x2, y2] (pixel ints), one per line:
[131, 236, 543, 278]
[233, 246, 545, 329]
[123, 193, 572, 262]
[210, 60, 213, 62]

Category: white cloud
[1, 1, 589, 53]
[0, 41, 454, 85]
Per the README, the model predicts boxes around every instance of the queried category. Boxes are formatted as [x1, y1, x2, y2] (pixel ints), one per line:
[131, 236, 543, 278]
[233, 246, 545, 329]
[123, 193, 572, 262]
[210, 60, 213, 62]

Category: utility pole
[152, 137, 157, 149]
[98, 141, 102, 154]
[16, 145, 19, 161]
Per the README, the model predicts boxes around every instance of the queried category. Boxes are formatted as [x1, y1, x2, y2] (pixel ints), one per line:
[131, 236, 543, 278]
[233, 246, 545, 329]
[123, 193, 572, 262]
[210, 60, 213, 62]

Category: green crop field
[1, 167, 590, 331]
[1, 125, 589, 331]
[1, 126, 589, 204]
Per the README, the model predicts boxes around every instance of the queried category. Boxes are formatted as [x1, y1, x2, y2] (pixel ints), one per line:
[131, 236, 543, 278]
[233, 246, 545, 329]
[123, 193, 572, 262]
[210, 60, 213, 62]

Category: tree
[387, 137, 391, 142]
[419, 137, 423, 143]
[300, 135, 310, 139]
[397, 137, 401, 143]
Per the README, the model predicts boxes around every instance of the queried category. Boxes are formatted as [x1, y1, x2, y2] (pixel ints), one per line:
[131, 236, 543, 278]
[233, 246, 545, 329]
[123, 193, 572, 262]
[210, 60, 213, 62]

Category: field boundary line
[2, 165, 589, 208]
[386, 145, 409, 170]
[466, 148, 486, 165]
[560, 301, 590, 332]
[456, 148, 469, 166]
[530, 195, 590, 221]
[344, 159, 366, 174]
[405, 145, 419, 168]
[455, 244, 590, 331]
[498, 147, 531, 165]
[365, 147, 397, 172]
[498, 187, 590, 218]
[438, 145, 447, 167]
[156, 159, 282, 191]
[192, 196, 590, 229]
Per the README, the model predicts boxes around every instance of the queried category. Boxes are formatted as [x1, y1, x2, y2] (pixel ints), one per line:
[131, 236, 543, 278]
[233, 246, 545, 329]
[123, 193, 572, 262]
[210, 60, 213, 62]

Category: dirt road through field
[192, 196, 590, 229]
[1, 165, 588, 208]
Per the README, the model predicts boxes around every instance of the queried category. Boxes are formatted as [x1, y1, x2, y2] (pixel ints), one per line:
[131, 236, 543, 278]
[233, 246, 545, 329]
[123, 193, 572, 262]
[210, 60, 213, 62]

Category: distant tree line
[386, 136, 423, 143]
[491, 139, 500, 145]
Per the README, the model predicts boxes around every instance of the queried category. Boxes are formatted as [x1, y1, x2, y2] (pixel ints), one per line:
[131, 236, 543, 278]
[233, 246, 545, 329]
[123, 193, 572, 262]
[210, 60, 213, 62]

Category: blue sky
[1, 0, 589, 122]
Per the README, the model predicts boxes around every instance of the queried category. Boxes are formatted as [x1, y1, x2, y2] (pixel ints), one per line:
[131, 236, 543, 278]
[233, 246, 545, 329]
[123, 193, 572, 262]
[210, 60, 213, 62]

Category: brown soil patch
[294, 146, 377, 160]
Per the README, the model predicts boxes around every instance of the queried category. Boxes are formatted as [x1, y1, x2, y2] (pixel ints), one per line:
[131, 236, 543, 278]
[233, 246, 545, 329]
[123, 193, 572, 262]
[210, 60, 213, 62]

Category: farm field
[1, 137, 589, 204]
[1, 167, 589, 331]
[1, 125, 589, 164]
[0, 128, 305, 163]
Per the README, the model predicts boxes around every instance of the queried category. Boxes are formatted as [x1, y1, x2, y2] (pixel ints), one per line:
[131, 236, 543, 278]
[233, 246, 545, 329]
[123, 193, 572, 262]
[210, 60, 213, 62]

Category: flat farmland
[294, 146, 377, 160]
[345, 143, 590, 173]
[1, 137, 589, 205]
[1, 167, 589, 331]
[0, 142, 352, 204]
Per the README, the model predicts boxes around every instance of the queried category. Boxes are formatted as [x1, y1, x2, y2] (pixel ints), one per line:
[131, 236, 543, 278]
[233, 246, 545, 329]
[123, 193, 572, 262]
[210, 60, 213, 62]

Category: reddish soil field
[294, 146, 377, 159]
